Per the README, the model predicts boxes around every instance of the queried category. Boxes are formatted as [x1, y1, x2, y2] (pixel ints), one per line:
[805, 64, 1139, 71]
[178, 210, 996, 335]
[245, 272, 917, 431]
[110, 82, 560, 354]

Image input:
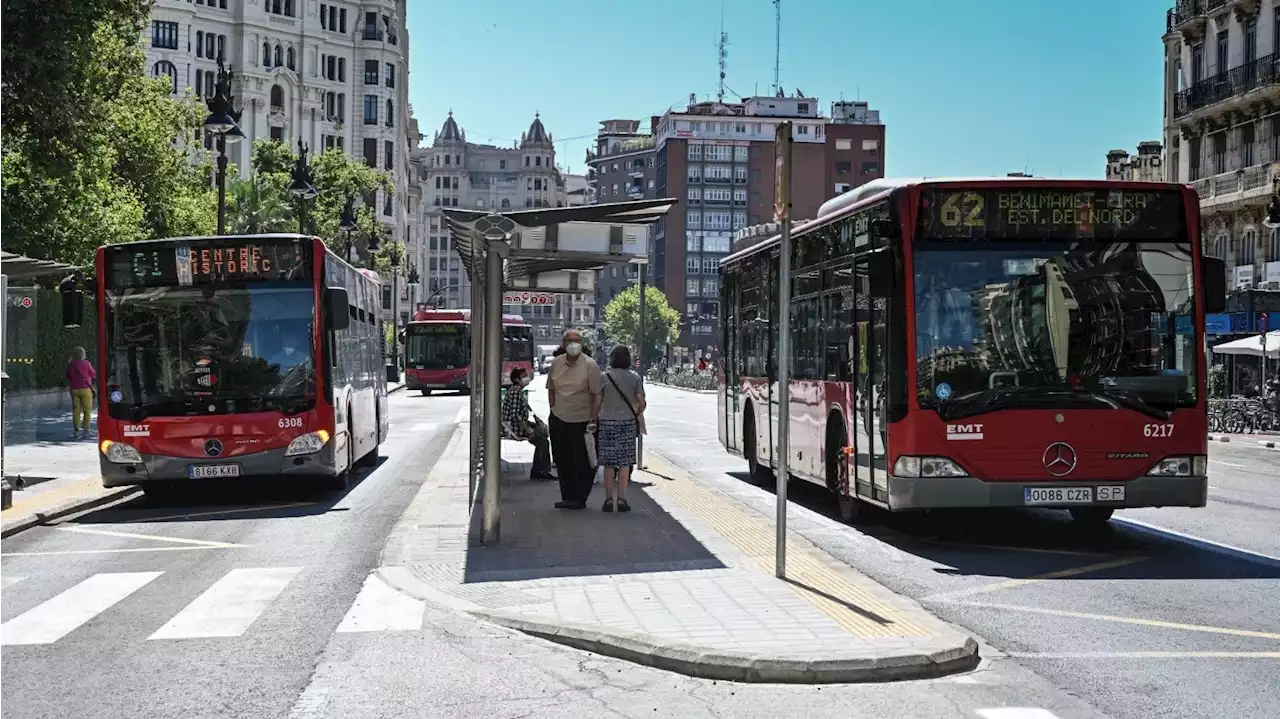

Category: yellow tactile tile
[1, 476, 105, 520]
[643, 453, 932, 638]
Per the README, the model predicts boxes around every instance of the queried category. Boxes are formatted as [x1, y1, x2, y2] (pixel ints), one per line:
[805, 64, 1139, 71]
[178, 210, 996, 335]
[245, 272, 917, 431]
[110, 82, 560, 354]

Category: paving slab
[378, 424, 979, 683]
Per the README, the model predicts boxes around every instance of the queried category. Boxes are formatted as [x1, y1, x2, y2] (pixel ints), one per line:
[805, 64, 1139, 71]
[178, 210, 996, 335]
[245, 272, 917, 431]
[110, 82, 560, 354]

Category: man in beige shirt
[546, 329, 602, 509]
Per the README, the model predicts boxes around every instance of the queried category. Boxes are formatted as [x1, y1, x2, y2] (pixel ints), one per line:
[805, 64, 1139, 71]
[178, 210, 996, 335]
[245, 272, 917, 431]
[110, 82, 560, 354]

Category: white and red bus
[95, 234, 388, 493]
[718, 178, 1227, 527]
[403, 309, 534, 395]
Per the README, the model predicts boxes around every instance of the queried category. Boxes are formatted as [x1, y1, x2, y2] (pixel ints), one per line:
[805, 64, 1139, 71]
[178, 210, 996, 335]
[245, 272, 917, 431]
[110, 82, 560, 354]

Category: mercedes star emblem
[1042, 442, 1077, 477]
[204, 439, 223, 457]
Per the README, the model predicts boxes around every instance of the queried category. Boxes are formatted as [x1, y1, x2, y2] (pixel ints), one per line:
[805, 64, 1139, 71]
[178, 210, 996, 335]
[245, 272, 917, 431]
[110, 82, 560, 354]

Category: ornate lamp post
[288, 139, 318, 234]
[339, 196, 359, 262]
[204, 60, 244, 235]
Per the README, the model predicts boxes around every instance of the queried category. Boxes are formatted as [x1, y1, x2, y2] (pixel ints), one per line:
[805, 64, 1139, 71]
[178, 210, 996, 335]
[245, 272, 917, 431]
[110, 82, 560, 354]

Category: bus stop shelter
[442, 198, 677, 544]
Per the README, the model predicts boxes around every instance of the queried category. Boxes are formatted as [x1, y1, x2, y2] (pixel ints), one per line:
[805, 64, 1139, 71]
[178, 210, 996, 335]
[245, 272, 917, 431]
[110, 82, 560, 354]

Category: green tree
[603, 285, 680, 366]
[226, 174, 294, 234]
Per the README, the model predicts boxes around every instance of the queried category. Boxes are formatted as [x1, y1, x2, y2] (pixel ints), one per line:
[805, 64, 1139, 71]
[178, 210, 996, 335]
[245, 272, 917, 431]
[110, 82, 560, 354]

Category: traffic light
[59, 273, 84, 329]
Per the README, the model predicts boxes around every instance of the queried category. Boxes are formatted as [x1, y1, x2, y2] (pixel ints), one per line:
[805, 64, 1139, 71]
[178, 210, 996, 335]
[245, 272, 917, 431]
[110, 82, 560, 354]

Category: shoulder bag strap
[605, 371, 638, 418]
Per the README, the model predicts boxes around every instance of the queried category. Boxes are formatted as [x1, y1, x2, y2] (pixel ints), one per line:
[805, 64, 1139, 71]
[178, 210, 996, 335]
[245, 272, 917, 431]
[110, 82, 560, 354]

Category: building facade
[1162, 0, 1280, 289]
[145, 0, 414, 248]
[411, 112, 568, 339]
[1106, 141, 1165, 182]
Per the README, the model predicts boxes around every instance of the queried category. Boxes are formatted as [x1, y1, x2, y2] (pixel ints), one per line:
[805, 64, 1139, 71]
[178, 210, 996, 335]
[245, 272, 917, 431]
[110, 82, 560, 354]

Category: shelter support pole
[637, 265, 646, 469]
[469, 273, 482, 507]
[480, 241, 506, 544]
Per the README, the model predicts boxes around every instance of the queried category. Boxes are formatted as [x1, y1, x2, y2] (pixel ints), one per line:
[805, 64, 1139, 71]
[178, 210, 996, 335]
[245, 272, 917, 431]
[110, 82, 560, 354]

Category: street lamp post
[204, 60, 244, 235]
[339, 196, 359, 262]
[387, 242, 402, 382]
[288, 139, 318, 234]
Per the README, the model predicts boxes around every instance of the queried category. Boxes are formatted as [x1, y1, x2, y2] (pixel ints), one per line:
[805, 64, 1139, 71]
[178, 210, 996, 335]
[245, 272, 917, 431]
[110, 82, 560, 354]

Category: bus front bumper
[886, 474, 1208, 511]
[100, 443, 340, 486]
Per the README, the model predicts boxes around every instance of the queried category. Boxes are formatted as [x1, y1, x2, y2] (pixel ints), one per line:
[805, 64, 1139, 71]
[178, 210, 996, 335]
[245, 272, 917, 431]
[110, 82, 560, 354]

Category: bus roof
[408, 309, 529, 326]
[723, 177, 1194, 266]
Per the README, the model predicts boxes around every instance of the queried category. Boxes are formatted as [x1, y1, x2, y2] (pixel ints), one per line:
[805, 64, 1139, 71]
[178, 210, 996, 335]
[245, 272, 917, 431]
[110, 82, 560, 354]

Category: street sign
[503, 292, 556, 305]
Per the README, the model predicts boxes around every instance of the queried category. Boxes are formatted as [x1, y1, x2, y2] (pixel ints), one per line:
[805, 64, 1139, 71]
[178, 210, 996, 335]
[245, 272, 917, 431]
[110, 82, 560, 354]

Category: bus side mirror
[1201, 256, 1226, 314]
[326, 287, 350, 331]
[870, 218, 898, 239]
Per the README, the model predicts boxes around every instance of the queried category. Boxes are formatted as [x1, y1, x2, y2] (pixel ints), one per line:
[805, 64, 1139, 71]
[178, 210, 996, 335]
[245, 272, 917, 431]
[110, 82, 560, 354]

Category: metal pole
[390, 260, 399, 381]
[298, 198, 308, 236]
[216, 134, 228, 235]
[469, 275, 482, 508]
[481, 242, 505, 544]
[774, 121, 793, 580]
[637, 263, 646, 468]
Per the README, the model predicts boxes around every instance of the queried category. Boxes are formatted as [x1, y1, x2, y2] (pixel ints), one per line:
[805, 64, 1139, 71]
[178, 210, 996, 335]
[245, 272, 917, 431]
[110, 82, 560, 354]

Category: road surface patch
[949, 600, 1280, 640]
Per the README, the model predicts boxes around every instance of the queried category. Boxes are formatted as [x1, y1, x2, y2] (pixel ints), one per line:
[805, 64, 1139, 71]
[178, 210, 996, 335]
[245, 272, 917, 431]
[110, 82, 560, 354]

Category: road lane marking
[1008, 651, 1280, 659]
[409, 422, 439, 433]
[913, 538, 1105, 557]
[55, 525, 243, 548]
[976, 710, 1061, 719]
[128, 502, 316, 523]
[1112, 516, 1280, 569]
[1, 572, 161, 645]
[1, 576, 27, 588]
[148, 567, 300, 640]
[2, 546, 243, 557]
[921, 556, 1149, 603]
[335, 573, 425, 633]
[455, 406, 469, 423]
[954, 600, 1280, 640]
[1209, 459, 1247, 468]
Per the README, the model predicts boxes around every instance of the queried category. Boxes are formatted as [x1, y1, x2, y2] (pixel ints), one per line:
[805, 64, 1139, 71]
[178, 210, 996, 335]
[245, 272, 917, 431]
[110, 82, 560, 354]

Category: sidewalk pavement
[1207, 432, 1280, 449]
[1, 378, 408, 537]
[377, 425, 979, 683]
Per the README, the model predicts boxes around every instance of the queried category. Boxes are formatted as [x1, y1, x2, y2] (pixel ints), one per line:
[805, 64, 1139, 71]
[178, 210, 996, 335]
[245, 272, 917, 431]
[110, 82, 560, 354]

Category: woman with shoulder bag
[597, 345, 646, 512]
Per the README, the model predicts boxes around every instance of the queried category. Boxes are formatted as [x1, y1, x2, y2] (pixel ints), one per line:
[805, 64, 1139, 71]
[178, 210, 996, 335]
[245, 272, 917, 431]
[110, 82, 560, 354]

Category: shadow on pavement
[461, 463, 725, 583]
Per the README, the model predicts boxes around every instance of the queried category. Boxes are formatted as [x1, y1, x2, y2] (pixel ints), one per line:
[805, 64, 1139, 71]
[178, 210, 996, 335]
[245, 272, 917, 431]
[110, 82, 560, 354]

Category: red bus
[95, 234, 388, 493]
[718, 178, 1227, 527]
[402, 309, 534, 396]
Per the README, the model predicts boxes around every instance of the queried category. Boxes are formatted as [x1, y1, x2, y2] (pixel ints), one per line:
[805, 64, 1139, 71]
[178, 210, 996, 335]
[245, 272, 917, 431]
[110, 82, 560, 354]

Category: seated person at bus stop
[501, 367, 556, 480]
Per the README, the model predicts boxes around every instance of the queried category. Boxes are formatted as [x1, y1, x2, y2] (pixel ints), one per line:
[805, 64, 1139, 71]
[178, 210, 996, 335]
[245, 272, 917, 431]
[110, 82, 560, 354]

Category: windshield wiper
[1088, 386, 1172, 421]
[937, 385, 1172, 421]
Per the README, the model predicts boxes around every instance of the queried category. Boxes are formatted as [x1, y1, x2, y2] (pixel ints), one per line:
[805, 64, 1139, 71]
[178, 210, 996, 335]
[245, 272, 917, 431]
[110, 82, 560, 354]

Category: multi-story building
[647, 94, 885, 359]
[412, 112, 568, 338]
[1162, 0, 1280, 288]
[1106, 142, 1164, 182]
[144, 0, 414, 249]
[586, 120, 659, 325]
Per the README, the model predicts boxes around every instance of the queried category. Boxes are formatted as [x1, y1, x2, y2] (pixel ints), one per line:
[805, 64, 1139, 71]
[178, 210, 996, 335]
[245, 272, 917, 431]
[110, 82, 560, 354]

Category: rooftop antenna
[717, 4, 729, 105]
[772, 0, 782, 96]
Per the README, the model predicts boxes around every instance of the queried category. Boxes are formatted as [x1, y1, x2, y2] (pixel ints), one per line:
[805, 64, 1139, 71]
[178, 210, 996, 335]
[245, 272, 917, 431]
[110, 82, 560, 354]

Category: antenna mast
[717, 14, 728, 104]
[773, 0, 781, 95]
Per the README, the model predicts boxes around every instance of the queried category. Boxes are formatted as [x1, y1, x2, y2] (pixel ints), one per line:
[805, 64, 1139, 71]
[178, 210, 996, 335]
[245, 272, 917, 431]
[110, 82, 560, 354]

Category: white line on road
[409, 422, 439, 433]
[1, 572, 161, 646]
[1, 575, 27, 589]
[1008, 651, 1280, 659]
[976, 710, 1061, 719]
[455, 406, 469, 424]
[335, 573, 425, 633]
[148, 567, 300, 640]
[2, 546, 242, 557]
[1209, 459, 1247, 468]
[55, 525, 243, 547]
[1113, 516, 1280, 569]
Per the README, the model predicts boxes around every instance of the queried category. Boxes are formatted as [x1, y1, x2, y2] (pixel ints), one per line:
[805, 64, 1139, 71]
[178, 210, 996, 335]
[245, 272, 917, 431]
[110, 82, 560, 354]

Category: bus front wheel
[826, 419, 866, 524]
[421, 388, 432, 396]
[1069, 507, 1114, 529]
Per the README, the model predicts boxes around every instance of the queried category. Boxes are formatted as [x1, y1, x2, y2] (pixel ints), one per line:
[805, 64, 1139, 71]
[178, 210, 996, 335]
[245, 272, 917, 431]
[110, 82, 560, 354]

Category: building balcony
[1192, 163, 1276, 212]
[704, 176, 733, 184]
[1175, 53, 1280, 120]
[1166, 0, 1227, 35]
[629, 169, 645, 178]
[703, 196, 732, 205]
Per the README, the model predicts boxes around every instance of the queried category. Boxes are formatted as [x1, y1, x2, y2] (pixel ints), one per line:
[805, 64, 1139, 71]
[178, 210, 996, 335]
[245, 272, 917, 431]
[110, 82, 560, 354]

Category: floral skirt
[597, 419, 637, 468]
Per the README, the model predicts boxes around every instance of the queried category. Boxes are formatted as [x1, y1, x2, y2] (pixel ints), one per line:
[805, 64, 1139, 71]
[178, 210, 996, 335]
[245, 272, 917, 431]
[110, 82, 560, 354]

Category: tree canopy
[602, 285, 681, 366]
[2, 0, 216, 265]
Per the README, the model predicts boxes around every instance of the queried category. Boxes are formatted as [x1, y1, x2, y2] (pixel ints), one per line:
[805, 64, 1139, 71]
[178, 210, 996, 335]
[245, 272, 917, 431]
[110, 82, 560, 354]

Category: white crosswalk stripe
[976, 710, 1062, 719]
[336, 573, 425, 633]
[2, 572, 161, 646]
[148, 567, 301, 640]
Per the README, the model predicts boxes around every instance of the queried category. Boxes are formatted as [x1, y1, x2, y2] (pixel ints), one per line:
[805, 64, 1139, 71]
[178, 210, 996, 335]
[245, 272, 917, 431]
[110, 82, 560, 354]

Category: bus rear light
[100, 440, 142, 464]
[286, 430, 331, 457]
[892, 456, 968, 478]
[1146, 455, 1205, 477]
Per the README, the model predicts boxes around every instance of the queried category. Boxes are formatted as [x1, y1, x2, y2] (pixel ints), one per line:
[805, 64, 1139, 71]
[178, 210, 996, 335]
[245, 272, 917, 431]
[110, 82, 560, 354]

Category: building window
[1242, 123, 1256, 168]
[1215, 29, 1228, 76]
[151, 61, 178, 94]
[364, 59, 379, 84]
[270, 84, 284, 110]
[386, 63, 396, 88]
[862, 139, 880, 152]
[687, 258, 700, 274]
[835, 138, 852, 151]
[1189, 136, 1202, 180]
[688, 144, 703, 160]
[263, 42, 271, 66]
[687, 211, 702, 228]
[702, 278, 718, 296]
[797, 102, 810, 115]
[363, 138, 377, 167]
[1241, 228, 1257, 266]
[702, 257, 717, 273]
[151, 21, 179, 49]
[385, 140, 394, 170]
[1211, 132, 1227, 174]
[196, 31, 204, 57]
[286, 46, 295, 70]
[1270, 227, 1280, 262]
[835, 161, 852, 175]
[686, 279, 700, 296]
[386, 99, 394, 127]
[364, 95, 378, 124]
[273, 44, 282, 68]
[687, 235, 701, 252]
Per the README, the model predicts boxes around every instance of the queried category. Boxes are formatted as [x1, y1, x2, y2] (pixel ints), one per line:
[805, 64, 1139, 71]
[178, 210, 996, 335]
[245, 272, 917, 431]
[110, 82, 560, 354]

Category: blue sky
[407, 0, 1169, 179]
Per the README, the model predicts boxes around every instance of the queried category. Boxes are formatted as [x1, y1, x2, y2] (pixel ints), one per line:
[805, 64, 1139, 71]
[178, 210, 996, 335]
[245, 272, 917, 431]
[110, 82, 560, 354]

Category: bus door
[852, 254, 889, 501]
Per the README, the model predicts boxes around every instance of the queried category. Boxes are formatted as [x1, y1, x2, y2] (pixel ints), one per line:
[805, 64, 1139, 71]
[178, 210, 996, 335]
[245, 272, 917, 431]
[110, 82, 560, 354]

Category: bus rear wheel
[826, 420, 865, 524]
[1069, 507, 1114, 529]
[743, 412, 772, 486]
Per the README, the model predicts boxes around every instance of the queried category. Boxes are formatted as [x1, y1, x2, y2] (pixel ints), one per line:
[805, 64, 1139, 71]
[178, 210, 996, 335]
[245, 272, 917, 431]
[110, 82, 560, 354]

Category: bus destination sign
[917, 188, 1185, 241]
[109, 240, 310, 288]
[406, 323, 462, 334]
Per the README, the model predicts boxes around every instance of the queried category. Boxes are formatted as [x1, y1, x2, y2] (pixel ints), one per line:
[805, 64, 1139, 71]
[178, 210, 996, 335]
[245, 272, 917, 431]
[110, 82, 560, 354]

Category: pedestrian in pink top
[66, 346, 96, 439]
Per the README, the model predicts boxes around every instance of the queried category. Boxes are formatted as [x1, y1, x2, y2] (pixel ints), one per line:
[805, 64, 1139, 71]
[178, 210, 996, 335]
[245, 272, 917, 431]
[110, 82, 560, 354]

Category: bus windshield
[405, 324, 468, 368]
[913, 241, 1198, 419]
[104, 283, 316, 418]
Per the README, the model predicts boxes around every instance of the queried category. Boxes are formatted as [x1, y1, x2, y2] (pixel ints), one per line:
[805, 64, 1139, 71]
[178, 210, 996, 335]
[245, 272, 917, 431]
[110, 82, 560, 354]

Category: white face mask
[520, 376, 531, 387]
[565, 342, 582, 357]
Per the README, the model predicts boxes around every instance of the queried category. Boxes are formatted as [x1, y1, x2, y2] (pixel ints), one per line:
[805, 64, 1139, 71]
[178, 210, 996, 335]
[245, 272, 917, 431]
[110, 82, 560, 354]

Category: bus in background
[403, 309, 534, 395]
[96, 234, 389, 494]
[718, 178, 1227, 528]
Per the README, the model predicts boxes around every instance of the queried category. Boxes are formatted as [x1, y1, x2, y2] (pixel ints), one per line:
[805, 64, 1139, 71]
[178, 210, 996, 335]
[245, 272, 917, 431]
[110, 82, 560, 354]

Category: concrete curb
[1, 486, 139, 538]
[469, 608, 979, 684]
[1208, 433, 1280, 450]
[649, 382, 717, 395]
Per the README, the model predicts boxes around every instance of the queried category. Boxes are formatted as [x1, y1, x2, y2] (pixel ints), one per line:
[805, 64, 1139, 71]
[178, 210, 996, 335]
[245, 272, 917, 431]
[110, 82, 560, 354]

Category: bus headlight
[100, 440, 142, 464]
[892, 456, 968, 478]
[1146, 455, 1206, 477]
[285, 430, 331, 457]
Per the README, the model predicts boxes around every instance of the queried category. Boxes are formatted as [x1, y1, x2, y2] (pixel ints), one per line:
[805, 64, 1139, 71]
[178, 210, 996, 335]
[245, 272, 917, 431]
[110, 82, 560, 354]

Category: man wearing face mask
[501, 367, 555, 480]
[545, 329, 602, 509]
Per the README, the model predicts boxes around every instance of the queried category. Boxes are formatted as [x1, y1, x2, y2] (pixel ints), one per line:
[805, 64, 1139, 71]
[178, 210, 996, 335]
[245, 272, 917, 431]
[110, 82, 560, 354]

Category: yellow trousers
[70, 388, 94, 431]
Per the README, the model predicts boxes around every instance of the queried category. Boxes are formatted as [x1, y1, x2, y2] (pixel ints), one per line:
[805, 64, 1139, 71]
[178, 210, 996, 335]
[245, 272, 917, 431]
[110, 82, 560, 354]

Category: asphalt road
[0, 390, 467, 719]
[637, 382, 1280, 719]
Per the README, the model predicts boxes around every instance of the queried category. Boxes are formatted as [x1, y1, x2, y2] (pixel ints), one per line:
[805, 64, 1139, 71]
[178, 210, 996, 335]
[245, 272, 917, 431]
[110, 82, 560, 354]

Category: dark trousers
[549, 413, 593, 503]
